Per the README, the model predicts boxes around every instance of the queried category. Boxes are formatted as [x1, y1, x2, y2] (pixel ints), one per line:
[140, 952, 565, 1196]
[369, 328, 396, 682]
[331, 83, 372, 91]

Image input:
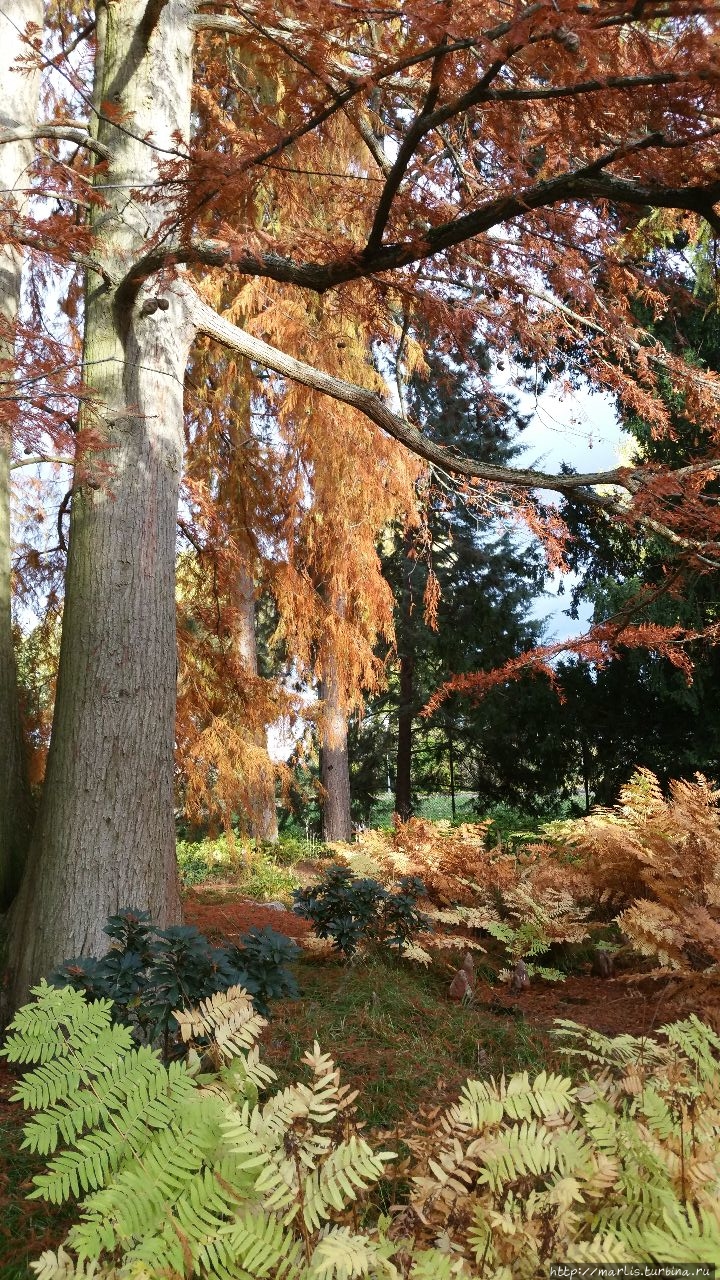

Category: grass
[176, 836, 312, 899]
[265, 950, 552, 1128]
[368, 791, 479, 827]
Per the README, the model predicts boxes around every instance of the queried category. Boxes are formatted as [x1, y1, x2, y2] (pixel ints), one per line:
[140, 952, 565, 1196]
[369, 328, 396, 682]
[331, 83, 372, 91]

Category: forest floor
[1, 880, 715, 1277]
[180, 886, 709, 1043]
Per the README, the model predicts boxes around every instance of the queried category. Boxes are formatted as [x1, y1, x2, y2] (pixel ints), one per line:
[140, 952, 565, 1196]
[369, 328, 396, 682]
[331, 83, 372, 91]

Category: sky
[513, 375, 628, 642]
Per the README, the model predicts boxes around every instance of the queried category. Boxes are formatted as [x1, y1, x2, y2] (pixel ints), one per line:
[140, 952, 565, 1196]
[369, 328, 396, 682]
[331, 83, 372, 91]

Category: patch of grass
[264, 952, 552, 1128]
[368, 792, 479, 828]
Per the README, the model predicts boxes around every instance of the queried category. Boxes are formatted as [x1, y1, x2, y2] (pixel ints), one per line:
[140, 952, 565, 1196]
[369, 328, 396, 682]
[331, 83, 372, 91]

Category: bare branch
[10, 455, 74, 469]
[0, 125, 111, 160]
[120, 161, 720, 301]
[183, 282, 636, 497]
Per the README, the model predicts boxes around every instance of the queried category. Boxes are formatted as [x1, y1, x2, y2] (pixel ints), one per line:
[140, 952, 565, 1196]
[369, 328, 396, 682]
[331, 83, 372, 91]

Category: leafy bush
[273, 834, 330, 865]
[335, 819, 594, 977]
[51, 908, 298, 1048]
[292, 864, 431, 957]
[176, 837, 246, 886]
[4, 984, 720, 1277]
[177, 837, 303, 899]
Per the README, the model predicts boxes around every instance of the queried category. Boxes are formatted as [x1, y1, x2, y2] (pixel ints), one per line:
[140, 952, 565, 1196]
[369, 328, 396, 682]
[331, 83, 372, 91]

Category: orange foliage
[9, 0, 720, 844]
[567, 769, 720, 972]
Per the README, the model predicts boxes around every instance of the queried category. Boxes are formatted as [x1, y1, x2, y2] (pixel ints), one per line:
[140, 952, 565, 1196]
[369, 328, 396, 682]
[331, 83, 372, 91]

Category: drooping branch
[184, 284, 720, 569]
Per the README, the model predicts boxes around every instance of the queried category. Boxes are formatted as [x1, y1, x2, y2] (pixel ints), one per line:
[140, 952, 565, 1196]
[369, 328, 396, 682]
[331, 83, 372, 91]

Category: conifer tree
[354, 336, 544, 819]
[4, 0, 720, 1003]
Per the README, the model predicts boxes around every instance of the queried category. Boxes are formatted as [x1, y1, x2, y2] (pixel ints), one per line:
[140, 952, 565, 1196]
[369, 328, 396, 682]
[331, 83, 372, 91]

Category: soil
[183, 890, 714, 1040]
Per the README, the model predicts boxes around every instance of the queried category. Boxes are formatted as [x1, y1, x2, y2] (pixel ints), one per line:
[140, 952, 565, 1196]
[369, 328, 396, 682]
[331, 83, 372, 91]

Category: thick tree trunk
[0, 0, 42, 910]
[319, 652, 352, 842]
[7, 0, 196, 1004]
[232, 562, 278, 842]
[395, 648, 414, 822]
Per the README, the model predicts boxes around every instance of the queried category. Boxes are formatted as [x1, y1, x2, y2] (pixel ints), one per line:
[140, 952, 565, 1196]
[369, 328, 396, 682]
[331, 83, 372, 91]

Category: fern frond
[302, 1136, 395, 1231]
[476, 1119, 558, 1192]
[199, 1208, 304, 1280]
[308, 1224, 397, 1280]
[499, 1071, 575, 1121]
[28, 1050, 194, 1203]
[2, 983, 125, 1069]
[175, 985, 267, 1061]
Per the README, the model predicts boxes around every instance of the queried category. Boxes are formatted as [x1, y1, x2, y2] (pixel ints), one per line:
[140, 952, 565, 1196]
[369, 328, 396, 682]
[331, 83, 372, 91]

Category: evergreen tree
[350, 338, 554, 819]
[554, 272, 720, 799]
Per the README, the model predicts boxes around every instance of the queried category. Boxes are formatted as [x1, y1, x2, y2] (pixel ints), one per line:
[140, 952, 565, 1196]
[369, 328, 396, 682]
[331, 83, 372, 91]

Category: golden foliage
[567, 770, 720, 974]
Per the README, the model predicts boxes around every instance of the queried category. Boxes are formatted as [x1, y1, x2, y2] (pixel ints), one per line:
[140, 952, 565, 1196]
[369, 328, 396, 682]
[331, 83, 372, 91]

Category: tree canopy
[4, 0, 720, 1003]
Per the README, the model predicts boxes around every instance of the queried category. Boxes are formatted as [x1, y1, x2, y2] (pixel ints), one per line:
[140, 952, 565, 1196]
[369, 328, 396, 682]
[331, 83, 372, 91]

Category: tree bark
[231, 562, 278, 842]
[0, 0, 42, 910]
[319, 650, 352, 842]
[7, 0, 196, 1004]
[395, 648, 414, 822]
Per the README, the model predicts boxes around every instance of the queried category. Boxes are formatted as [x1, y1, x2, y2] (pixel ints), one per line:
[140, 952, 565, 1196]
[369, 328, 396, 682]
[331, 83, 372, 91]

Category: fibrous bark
[0, 0, 42, 910]
[232, 562, 278, 842]
[7, 0, 196, 1002]
[319, 650, 352, 842]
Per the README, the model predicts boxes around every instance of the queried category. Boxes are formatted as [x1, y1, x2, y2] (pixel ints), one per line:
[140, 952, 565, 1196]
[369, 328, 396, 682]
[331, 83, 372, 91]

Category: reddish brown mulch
[183, 893, 715, 1040]
[183, 892, 314, 944]
[478, 973, 708, 1040]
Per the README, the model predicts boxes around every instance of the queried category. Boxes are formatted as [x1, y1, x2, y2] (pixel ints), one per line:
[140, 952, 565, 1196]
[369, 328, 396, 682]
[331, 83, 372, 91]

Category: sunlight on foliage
[4, 982, 720, 1277]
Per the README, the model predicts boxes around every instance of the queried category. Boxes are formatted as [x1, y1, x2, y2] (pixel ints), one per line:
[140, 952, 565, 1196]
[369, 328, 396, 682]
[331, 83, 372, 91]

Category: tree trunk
[0, 0, 42, 910]
[7, 0, 196, 1005]
[395, 648, 414, 822]
[319, 651, 352, 842]
[232, 562, 278, 842]
[448, 730, 456, 821]
[581, 738, 592, 814]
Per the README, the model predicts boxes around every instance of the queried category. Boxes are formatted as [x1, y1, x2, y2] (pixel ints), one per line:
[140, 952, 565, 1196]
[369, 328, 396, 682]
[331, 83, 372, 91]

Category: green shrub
[50, 908, 298, 1049]
[292, 865, 431, 957]
[177, 838, 301, 899]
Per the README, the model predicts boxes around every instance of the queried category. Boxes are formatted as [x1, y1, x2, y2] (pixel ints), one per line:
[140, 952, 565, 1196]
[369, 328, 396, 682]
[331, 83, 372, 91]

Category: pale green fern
[5, 985, 720, 1278]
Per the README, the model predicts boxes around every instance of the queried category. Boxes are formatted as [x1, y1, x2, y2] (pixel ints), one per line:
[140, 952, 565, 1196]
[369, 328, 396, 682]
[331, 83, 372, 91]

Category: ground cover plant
[3, 982, 720, 1278]
[5, 773, 720, 1272]
[332, 819, 595, 983]
[176, 836, 313, 897]
[50, 908, 299, 1048]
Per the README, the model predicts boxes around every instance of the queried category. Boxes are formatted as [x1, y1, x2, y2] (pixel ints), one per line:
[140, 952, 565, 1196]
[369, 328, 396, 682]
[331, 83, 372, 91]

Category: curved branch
[0, 125, 112, 160]
[183, 282, 634, 496]
[121, 163, 720, 300]
[183, 285, 720, 570]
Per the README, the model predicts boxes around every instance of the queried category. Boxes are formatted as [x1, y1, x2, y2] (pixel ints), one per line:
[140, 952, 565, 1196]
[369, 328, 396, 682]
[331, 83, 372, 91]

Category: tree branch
[183, 282, 637, 497]
[120, 162, 720, 301]
[10, 455, 74, 469]
[0, 125, 112, 160]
